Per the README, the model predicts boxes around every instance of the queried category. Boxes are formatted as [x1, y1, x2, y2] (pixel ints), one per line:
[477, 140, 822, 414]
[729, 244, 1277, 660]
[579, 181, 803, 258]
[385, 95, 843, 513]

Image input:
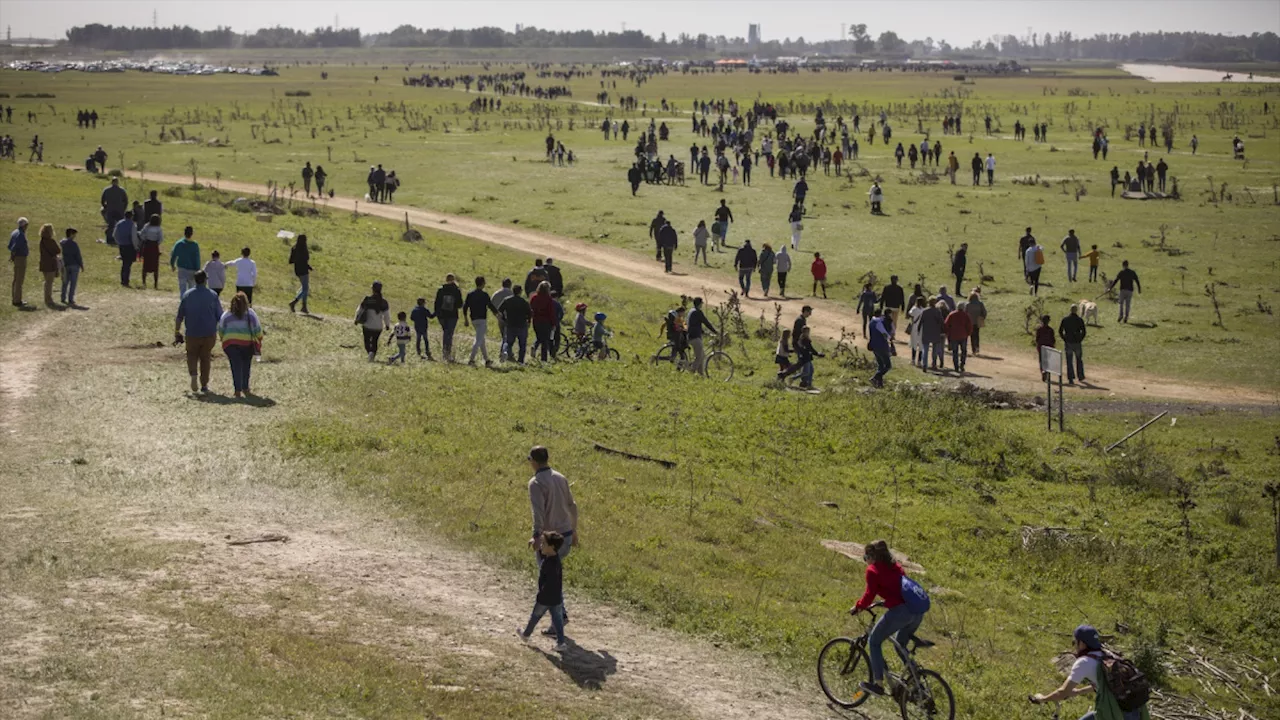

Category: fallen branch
[227, 533, 290, 546]
[592, 442, 676, 469]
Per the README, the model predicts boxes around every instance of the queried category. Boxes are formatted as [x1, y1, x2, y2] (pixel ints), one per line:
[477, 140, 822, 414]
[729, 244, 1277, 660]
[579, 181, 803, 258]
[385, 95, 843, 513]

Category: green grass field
[2, 61, 1279, 720]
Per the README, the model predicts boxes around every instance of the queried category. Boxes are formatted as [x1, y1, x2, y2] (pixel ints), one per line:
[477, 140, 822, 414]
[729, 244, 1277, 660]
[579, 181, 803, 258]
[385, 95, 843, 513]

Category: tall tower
[152, 9, 158, 28]
[748, 24, 761, 47]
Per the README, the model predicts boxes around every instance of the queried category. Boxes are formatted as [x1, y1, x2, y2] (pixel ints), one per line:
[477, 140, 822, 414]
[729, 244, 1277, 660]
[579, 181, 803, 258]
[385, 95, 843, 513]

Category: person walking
[868, 309, 892, 388]
[463, 275, 500, 366]
[287, 235, 313, 313]
[971, 153, 983, 185]
[857, 283, 878, 338]
[985, 153, 996, 185]
[775, 246, 792, 298]
[100, 177, 128, 242]
[951, 243, 968, 295]
[1059, 304, 1087, 384]
[908, 297, 926, 367]
[758, 243, 775, 298]
[314, 165, 327, 195]
[964, 291, 987, 355]
[410, 297, 434, 360]
[687, 297, 717, 376]
[692, 221, 710, 266]
[218, 291, 264, 398]
[530, 281, 557, 363]
[526, 446, 579, 634]
[301, 162, 314, 196]
[1035, 314, 1055, 382]
[947, 151, 958, 184]
[918, 300, 945, 372]
[811, 252, 827, 299]
[355, 281, 391, 362]
[714, 200, 733, 246]
[880, 275, 905, 341]
[649, 210, 666, 262]
[1083, 244, 1101, 282]
[868, 182, 884, 215]
[543, 258, 564, 297]
[37, 223, 60, 306]
[113, 211, 139, 288]
[202, 251, 226, 297]
[8, 217, 29, 307]
[1018, 227, 1036, 282]
[734, 240, 757, 297]
[138, 214, 163, 290]
[434, 274, 463, 361]
[169, 226, 200, 298]
[1061, 229, 1081, 283]
[518, 530, 570, 652]
[1109, 260, 1141, 323]
[657, 220, 678, 274]
[224, 247, 257, 305]
[788, 203, 803, 250]
[59, 227, 83, 307]
[174, 270, 223, 394]
[498, 285, 531, 363]
[490, 278, 513, 360]
[943, 302, 973, 374]
[1024, 239, 1045, 296]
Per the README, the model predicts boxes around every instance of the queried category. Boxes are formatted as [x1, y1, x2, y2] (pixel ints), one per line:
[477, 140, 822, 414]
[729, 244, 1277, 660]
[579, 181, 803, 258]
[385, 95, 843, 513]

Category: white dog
[1079, 300, 1099, 326]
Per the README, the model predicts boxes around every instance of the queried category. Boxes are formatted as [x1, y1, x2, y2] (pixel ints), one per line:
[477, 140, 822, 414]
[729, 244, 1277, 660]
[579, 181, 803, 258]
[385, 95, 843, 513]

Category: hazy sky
[3, 0, 1279, 44]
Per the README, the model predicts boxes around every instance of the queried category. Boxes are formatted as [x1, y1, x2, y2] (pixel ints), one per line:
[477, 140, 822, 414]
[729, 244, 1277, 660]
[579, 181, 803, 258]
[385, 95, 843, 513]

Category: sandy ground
[1120, 64, 1280, 83]
[123, 168, 1277, 406]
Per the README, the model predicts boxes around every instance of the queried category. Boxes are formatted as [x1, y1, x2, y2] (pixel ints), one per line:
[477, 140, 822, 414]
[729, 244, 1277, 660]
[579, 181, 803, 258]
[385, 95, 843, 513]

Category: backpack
[900, 576, 931, 615]
[1097, 651, 1150, 712]
[1034, 248, 1045, 265]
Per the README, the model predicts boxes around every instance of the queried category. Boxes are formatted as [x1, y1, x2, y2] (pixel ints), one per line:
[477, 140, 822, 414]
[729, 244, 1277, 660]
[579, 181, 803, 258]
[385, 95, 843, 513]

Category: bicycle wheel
[560, 340, 577, 361]
[898, 668, 955, 720]
[651, 343, 676, 365]
[817, 637, 872, 709]
[601, 347, 621, 361]
[704, 351, 734, 381]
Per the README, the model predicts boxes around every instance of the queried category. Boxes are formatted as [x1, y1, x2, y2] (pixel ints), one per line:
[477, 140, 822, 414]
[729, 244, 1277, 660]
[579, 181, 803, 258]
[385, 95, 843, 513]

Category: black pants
[362, 328, 381, 355]
[973, 170, 981, 185]
[655, 241, 662, 261]
[777, 272, 788, 296]
[954, 273, 964, 295]
[631, 182, 639, 195]
[120, 245, 136, 286]
[236, 286, 254, 305]
[1028, 268, 1041, 295]
[303, 178, 311, 194]
[970, 327, 981, 354]
[663, 246, 674, 272]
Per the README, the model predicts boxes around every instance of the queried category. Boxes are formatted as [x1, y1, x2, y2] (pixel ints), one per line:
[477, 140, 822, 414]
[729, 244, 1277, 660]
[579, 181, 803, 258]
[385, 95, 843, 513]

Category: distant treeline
[62, 23, 1280, 62]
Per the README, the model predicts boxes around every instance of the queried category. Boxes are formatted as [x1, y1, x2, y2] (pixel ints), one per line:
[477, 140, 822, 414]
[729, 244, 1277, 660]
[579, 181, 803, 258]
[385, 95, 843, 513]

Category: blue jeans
[1065, 253, 1079, 281]
[225, 345, 255, 392]
[872, 348, 891, 386]
[177, 268, 195, 297]
[504, 324, 528, 363]
[800, 361, 814, 386]
[760, 270, 772, 295]
[920, 340, 941, 368]
[415, 329, 430, 357]
[738, 268, 752, 294]
[60, 265, 80, 304]
[389, 343, 407, 364]
[523, 603, 565, 643]
[292, 273, 309, 308]
[868, 604, 923, 682]
[119, 246, 135, 286]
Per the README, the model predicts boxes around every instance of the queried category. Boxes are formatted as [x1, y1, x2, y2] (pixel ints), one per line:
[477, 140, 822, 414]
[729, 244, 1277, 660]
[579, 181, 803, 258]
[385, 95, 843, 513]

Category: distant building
[748, 24, 761, 46]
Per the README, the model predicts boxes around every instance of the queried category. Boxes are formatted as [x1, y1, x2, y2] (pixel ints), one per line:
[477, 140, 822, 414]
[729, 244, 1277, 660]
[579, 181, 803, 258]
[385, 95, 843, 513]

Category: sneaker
[288, 301, 296, 313]
[190, 376, 199, 392]
[859, 681, 887, 697]
[516, 629, 531, 642]
[199, 386, 209, 394]
[367, 352, 376, 362]
[554, 642, 569, 652]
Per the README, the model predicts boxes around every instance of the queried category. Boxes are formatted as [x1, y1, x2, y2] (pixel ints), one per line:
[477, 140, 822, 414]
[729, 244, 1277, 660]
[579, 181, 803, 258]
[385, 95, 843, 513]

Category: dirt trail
[0, 294, 857, 719]
[123, 169, 1275, 405]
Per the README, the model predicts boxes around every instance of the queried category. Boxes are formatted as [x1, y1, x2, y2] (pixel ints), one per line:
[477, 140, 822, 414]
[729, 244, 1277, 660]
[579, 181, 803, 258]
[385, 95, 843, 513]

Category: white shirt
[202, 259, 226, 289]
[1068, 653, 1102, 687]
[986, 156, 996, 170]
[1025, 245, 1043, 272]
[224, 257, 257, 287]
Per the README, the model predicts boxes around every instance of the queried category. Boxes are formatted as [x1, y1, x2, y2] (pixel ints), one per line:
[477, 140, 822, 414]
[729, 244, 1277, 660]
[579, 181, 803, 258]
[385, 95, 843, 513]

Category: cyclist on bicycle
[572, 303, 590, 339]
[592, 312, 612, 359]
[661, 306, 688, 361]
[850, 539, 924, 698]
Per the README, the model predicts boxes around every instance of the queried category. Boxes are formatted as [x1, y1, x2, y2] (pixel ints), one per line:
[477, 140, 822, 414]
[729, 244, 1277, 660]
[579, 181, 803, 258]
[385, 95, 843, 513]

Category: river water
[1120, 63, 1280, 83]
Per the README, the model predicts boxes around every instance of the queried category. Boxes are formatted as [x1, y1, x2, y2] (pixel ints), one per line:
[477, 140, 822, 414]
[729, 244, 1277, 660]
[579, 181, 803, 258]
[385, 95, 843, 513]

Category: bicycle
[817, 601, 955, 719]
[650, 333, 734, 381]
[560, 333, 620, 362]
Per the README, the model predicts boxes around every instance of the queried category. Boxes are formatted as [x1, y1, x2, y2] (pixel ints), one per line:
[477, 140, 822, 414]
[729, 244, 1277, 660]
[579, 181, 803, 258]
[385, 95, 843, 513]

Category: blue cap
[594, 312, 606, 320]
[1073, 625, 1102, 651]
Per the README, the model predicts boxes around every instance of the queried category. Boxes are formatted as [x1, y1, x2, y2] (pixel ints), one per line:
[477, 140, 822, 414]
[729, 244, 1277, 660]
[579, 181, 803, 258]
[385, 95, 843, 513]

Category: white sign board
[1040, 347, 1063, 377]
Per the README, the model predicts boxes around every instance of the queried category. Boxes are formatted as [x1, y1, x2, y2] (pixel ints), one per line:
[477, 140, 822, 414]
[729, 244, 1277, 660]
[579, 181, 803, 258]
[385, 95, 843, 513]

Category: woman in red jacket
[530, 281, 558, 363]
[849, 540, 923, 697]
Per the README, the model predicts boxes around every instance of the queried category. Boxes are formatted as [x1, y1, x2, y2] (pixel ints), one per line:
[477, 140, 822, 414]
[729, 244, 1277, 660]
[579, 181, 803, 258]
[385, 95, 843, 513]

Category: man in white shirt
[224, 247, 258, 305]
[1024, 242, 1044, 296]
[1032, 625, 1148, 720]
[985, 153, 996, 186]
[527, 445, 579, 632]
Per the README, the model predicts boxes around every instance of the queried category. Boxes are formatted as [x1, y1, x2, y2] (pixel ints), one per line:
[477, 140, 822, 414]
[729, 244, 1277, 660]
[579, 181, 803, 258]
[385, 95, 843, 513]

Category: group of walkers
[364, 164, 400, 203]
[7, 218, 85, 308]
[300, 161, 329, 198]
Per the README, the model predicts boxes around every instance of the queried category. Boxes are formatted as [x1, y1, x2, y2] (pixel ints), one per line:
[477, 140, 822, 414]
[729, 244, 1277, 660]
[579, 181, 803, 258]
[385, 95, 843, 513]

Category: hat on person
[17, 217, 28, 227]
[575, 303, 588, 312]
[594, 312, 606, 320]
[1073, 625, 1102, 651]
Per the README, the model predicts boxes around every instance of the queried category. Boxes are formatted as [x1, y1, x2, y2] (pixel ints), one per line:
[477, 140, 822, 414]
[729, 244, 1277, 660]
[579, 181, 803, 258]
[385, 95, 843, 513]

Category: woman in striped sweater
[217, 291, 264, 398]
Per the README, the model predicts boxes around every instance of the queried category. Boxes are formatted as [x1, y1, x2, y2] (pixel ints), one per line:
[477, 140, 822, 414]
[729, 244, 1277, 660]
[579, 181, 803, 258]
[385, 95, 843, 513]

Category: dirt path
[119, 169, 1275, 405]
[0, 296, 861, 719]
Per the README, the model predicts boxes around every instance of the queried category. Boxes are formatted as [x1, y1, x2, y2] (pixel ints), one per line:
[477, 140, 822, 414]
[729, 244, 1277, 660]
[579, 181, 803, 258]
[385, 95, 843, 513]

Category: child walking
[775, 329, 792, 373]
[410, 297, 433, 359]
[592, 312, 612, 359]
[518, 531, 568, 652]
[387, 311, 411, 364]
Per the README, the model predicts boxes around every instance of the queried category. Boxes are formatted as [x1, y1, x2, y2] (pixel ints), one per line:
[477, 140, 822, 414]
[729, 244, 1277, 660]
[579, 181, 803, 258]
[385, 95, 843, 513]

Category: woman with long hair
[217, 291, 263, 398]
[37, 223, 60, 306]
[529, 281, 557, 363]
[850, 539, 925, 698]
[288, 234, 312, 314]
[139, 214, 163, 289]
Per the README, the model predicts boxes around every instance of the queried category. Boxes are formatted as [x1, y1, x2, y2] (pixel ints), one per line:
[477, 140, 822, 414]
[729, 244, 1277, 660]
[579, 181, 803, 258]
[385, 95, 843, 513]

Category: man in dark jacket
[524, 259, 547, 295]
[657, 221, 678, 273]
[101, 177, 128, 244]
[463, 276, 500, 366]
[1058, 304, 1087, 384]
[880, 275, 905, 340]
[649, 211, 666, 261]
[793, 305, 812, 342]
[542, 258, 564, 296]
[627, 164, 642, 195]
[143, 190, 163, 225]
[971, 153, 983, 186]
[734, 240, 758, 297]
[498, 285, 531, 363]
[434, 274, 463, 362]
[951, 243, 968, 295]
[686, 297, 717, 376]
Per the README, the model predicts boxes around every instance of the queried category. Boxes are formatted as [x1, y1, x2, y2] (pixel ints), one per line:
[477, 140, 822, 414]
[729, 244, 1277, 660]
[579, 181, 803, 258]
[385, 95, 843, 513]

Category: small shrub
[1103, 438, 1175, 493]
[1129, 635, 1168, 687]
[107, 169, 124, 178]
[284, 90, 312, 97]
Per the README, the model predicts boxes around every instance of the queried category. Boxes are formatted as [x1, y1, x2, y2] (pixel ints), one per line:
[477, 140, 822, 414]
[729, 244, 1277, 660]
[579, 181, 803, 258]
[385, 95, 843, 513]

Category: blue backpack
[901, 575, 931, 615]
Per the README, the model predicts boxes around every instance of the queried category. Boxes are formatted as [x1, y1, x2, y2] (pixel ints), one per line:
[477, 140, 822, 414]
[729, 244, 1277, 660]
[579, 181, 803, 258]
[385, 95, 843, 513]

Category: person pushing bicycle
[849, 539, 930, 698]
[660, 306, 688, 360]
[1031, 625, 1151, 720]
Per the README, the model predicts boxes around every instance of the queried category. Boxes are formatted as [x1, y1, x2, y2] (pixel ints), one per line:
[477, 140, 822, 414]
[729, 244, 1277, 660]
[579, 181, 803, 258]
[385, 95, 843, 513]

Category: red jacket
[1035, 325, 1055, 348]
[855, 561, 905, 611]
[943, 309, 972, 341]
[811, 258, 827, 279]
[530, 293, 557, 324]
